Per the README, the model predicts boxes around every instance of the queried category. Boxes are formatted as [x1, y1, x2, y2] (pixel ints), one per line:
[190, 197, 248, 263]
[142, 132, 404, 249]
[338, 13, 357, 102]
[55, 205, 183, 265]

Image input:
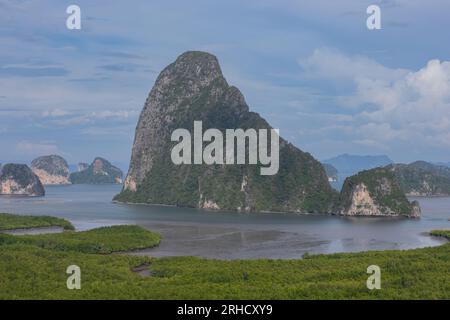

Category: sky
[1, 0, 450, 170]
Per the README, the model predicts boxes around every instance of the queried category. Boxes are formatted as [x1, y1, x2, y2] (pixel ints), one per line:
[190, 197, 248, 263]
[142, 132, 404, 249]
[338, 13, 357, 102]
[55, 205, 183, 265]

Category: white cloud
[31, 109, 140, 126]
[16, 141, 59, 156]
[90, 110, 139, 119]
[298, 49, 450, 154]
[406, 59, 450, 101]
[299, 48, 408, 83]
[42, 108, 72, 117]
[355, 60, 450, 131]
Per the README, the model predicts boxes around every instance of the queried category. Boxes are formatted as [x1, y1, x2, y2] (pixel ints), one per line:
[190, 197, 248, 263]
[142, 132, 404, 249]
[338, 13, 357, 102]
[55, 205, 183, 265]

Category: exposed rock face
[339, 167, 421, 218]
[387, 161, 450, 196]
[31, 155, 71, 185]
[70, 157, 123, 184]
[0, 164, 45, 196]
[115, 51, 337, 213]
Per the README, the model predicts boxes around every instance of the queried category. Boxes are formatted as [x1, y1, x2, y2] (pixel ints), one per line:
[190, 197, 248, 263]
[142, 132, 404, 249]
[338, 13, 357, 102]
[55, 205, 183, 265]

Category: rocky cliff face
[115, 51, 337, 213]
[31, 155, 71, 185]
[339, 167, 421, 218]
[70, 157, 123, 184]
[0, 164, 45, 196]
[387, 161, 450, 196]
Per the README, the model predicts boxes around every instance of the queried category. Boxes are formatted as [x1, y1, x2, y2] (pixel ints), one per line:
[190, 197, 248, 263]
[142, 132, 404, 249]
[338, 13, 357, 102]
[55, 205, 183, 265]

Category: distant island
[0, 164, 45, 196]
[70, 157, 123, 184]
[338, 167, 421, 218]
[388, 161, 450, 196]
[322, 156, 450, 198]
[0, 155, 124, 196]
[31, 155, 71, 185]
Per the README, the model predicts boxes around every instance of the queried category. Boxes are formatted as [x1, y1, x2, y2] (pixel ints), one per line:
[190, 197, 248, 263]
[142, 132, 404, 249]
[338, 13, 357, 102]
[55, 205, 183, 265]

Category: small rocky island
[31, 155, 71, 185]
[70, 157, 123, 184]
[0, 164, 45, 196]
[338, 167, 421, 218]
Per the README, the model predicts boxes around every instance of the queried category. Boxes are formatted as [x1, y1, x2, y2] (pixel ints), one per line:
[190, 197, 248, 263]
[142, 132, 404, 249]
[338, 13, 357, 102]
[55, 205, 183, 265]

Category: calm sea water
[0, 184, 448, 259]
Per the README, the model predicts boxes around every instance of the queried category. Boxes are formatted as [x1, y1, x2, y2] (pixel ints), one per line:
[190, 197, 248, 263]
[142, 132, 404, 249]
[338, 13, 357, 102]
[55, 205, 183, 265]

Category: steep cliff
[114, 51, 337, 213]
[0, 164, 45, 196]
[70, 157, 123, 184]
[339, 167, 421, 218]
[31, 155, 71, 185]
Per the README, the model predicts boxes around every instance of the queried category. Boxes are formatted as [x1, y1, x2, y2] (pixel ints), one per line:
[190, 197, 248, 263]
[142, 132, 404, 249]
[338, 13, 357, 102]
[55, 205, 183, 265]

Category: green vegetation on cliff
[70, 157, 123, 184]
[115, 51, 337, 213]
[339, 167, 420, 217]
[388, 161, 450, 196]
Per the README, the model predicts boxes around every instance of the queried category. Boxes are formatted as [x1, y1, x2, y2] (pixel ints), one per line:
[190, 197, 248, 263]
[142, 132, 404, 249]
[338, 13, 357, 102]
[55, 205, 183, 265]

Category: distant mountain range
[322, 154, 394, 189]
[435, 162, 450, 168]
[322, 154, 393, 175]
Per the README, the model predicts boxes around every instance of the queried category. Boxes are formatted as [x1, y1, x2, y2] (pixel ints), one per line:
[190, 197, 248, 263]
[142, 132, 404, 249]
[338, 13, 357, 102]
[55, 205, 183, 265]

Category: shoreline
[112, 199, 419, 219]
[1, 211, 448, 260]
[0, 226, 64, 235]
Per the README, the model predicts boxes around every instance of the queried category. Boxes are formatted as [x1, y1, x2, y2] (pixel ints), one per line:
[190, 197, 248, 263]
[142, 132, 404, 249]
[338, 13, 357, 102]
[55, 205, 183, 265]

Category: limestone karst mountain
[70, 157, 123, 184]
[31, 155, 71, 185]
[338, 167, 421, 218]
[387, 161, 450, 196]
[0, 164, 45, 196]
[114, 51, 338, 213]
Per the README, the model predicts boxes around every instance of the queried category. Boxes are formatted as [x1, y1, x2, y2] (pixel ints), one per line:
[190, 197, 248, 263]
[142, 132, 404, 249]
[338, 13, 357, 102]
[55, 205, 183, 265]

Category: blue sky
[1, 0, 450, 169]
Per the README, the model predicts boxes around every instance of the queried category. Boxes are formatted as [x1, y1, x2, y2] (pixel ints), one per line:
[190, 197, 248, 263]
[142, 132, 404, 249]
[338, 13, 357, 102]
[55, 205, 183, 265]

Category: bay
[0, 184, 448, 259]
